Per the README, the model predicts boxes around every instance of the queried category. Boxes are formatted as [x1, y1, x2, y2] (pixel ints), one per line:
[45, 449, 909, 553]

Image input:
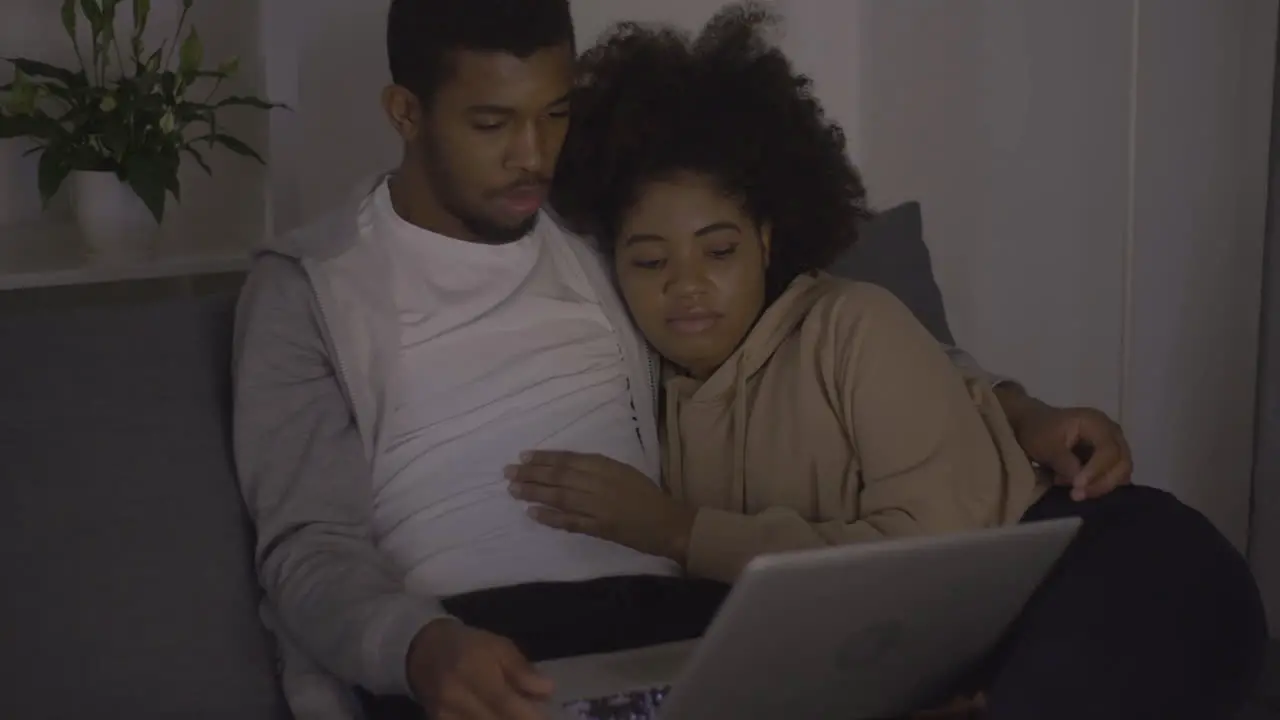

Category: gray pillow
[0, 294, 287, 720]
[827, 201, 956, 346]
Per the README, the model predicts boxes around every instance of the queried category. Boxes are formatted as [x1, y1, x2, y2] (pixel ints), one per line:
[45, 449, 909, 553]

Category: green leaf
[101, 0, 122, 26]
[60, 0, 77, 40]
[4, 57, 85, 87]
[160, 69, 177, 96]
[102, 121, 130, 159]
[5, 71, 36, 114]
[37, 148, 72, 207]
[79, 0, 105, 39]
[66, 142, 113, 172]
[0, 114, 38, 138]
[183, 145, 211, 174]
[144, 48, 162, 73]
[194, 132, 265, 164]
[131, 0, 149, 35]
[161, 154, 181, 201]
[1, 111, 64, 139]
[124, 154, 171, 222]
[213, 95, 287, 111]
[178, 27, 202, 79]
[216, 56, 239, 77]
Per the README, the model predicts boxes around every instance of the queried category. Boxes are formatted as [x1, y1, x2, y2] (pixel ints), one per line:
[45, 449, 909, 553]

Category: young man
[232, 1, 1262, 719]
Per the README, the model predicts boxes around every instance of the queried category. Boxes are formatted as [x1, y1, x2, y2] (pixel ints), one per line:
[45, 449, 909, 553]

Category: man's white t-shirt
[365, 181, 678, 597]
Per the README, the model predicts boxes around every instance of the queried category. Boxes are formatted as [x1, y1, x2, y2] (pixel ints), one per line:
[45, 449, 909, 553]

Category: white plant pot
[69, 170, 159, 260]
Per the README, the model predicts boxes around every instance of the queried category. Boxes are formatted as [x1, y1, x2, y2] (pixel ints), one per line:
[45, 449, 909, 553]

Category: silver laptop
[539, 517, 1081, 720]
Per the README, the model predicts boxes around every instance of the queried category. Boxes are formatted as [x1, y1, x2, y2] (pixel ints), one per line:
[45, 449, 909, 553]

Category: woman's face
[614, 172, 770, 379]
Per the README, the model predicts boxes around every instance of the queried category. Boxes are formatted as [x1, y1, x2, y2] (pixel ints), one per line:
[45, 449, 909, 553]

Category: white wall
[6, 1, 1275, 550]
[264, 0, 733, 233]
[1127, 0, 1277, 551]
[782, 0, 1135, 419]
[765, 0, 1277, 549]
[260, 0, 396, 234]
[0, 0, 268, 238]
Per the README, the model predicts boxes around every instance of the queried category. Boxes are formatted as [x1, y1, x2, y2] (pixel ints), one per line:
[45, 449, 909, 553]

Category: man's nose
[506, 122, 545, 174]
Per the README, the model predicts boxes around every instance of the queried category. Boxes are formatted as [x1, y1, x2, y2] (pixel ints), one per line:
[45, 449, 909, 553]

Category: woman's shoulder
[797, 272, 923, 337]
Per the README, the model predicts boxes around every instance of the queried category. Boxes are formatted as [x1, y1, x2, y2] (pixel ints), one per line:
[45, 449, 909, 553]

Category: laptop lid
[658, 517, 1081, 720]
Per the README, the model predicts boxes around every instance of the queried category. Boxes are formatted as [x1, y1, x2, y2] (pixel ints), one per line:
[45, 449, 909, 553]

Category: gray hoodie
[231, 175, 1004, 719]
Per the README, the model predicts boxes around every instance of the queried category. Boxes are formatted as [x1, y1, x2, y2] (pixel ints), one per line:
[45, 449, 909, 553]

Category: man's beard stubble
[420, 140, 541, 246]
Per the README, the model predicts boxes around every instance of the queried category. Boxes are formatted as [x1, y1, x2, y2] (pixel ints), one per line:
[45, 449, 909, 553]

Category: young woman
[540, 11, 1048, 586]
[509, 4, 1268, 718]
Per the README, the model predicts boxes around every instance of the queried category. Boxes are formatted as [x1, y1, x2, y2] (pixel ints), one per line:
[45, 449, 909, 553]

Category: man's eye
[631, 258, 665, 270]
[472, 120, 505, 132]
[548, 108, 571, 119]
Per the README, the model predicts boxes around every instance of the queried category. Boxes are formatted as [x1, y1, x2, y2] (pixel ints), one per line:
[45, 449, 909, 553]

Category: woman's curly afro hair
[552, 2, 872, 296]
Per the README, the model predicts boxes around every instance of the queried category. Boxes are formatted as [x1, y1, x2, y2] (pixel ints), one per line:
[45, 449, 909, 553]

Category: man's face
[406, 44, 574, 244]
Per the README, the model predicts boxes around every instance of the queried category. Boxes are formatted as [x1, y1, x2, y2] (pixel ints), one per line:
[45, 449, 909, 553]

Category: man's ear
[382, 84, 423, 142]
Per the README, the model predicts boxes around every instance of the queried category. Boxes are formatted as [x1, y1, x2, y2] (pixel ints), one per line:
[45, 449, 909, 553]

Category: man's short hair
[386, 0, 575, 104]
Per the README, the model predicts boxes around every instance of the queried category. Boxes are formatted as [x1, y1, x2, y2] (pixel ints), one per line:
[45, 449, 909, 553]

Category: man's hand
[506, 451, 697, 563]
[994, 385, 1133, 501]
[407, 619, 553, 720]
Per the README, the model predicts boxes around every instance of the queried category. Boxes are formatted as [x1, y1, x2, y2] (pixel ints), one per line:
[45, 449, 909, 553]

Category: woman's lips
[666, 311, 722, 334]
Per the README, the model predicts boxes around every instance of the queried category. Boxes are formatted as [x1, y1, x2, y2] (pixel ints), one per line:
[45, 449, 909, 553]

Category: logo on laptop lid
[834, 619, 906, 670]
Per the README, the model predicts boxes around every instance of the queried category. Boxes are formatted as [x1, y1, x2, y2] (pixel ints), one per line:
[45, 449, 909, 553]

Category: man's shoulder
[259, 206, 361, 264]
[257, 174, 387, 263]
[542, 204, 605, 254]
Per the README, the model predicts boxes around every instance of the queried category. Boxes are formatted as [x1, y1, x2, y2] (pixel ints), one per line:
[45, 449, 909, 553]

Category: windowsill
[0, 218, 259, 291]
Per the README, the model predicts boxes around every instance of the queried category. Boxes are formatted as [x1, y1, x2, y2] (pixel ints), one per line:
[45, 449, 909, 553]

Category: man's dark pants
[362, 485, 1269, 719]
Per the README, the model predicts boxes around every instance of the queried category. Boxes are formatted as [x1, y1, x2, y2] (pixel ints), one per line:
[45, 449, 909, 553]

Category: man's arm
[941, 344, 1039, 427]
[232, 254, 445, 696]
[940, 342, 1133, 497]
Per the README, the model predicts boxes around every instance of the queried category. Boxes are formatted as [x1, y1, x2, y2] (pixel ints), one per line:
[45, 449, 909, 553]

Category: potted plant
[0, 0, 284, 258]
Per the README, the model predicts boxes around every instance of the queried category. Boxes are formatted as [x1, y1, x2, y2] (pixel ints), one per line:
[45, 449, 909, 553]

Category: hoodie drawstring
[730, 352, 748, 513]
[664, 382, 685, 500]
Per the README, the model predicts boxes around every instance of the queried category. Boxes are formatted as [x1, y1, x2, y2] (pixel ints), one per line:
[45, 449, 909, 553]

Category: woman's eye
[631, 258, 665, 270]
[709, 244, 738, 259]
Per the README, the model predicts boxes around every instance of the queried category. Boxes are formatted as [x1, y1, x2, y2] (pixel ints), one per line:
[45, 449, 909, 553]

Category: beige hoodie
[664, 273, 1050, 583]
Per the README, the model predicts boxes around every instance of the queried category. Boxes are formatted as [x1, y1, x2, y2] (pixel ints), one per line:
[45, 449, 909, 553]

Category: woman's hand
[505, 451, 697, 563]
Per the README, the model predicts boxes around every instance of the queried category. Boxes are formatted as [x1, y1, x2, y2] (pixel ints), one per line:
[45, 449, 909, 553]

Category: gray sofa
[0, 202, 953, 719]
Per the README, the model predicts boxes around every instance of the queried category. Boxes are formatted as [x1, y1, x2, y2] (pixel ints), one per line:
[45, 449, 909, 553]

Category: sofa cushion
[829, 201, 956, 346]
[0, 293, 287, 720]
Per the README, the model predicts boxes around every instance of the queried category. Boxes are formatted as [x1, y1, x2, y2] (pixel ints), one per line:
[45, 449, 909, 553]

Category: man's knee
[1080, 484, 1224, 547]
[1092, 483, 1183, 517]
[1097, 485, 1269, 689]
[1017, 484, 1270, 715]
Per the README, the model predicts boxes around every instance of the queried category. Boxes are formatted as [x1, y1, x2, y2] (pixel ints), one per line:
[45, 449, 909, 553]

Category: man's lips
[666, 310, 722, 334]
[498, 186, 548, 214]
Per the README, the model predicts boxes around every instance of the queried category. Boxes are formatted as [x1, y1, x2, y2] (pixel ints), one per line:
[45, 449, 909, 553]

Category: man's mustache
[493, 177, 551, 195]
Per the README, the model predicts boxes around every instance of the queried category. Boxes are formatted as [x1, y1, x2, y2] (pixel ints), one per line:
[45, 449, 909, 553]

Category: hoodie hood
[663, 272, 837, 506]
[256, 173, 389, 262]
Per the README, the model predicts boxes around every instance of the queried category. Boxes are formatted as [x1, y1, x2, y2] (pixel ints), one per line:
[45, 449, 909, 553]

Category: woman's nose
[667, 260, 711, 298]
